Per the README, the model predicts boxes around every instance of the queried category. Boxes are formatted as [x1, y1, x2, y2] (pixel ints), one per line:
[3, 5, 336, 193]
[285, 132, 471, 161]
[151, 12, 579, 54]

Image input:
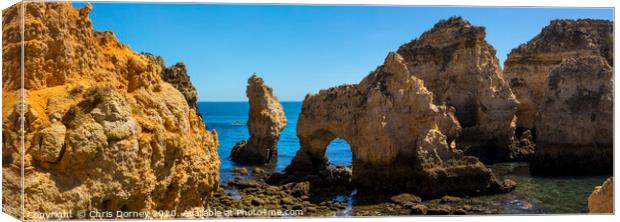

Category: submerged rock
[2, 2, 219, 219]
[230, 74, 287, 165]
[286, 51, 510, 198]
[588, 177, 613, 213]
[530, 56, 613, 175]
[396, 16, 518, 163]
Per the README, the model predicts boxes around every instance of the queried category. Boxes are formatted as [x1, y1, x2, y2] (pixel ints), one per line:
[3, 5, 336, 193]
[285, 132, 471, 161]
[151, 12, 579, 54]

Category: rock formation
[588, 177, 614, 213]
[395, 17, 519, 163]
[2, 2, 219, 219]
[286, 52, 512, 198]
[530, 56, 613, 175]
[504, 19, 613, 175]
[230, 74, 287, 165]
[504, 19, 613, 130]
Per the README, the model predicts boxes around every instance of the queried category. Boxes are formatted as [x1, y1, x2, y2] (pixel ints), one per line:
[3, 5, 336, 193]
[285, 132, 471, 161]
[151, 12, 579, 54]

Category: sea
[198, 101, 607, 214]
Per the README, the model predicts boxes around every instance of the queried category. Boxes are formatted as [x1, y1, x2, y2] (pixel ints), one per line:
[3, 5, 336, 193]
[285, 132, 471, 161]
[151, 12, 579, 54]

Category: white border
[0, 1, 617, 222]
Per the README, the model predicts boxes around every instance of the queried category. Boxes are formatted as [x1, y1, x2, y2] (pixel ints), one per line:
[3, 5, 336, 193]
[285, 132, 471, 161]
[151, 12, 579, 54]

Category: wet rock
[390, 193, 422, 205]
[233, 167, 249, 175]
[427, 205, 452, 215]
[291, 181, 311, 197]
[440, 195, 462, 203]
[230, 74, 287, 165]
[502, 179, 517, 191]
[588, 177, 613, 213]
[410, 204, 428, 215]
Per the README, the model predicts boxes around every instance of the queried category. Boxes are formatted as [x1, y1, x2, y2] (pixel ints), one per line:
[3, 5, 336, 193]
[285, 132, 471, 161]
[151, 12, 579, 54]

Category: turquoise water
[198, 102, 352, 182]
[198, 101, 608, 214]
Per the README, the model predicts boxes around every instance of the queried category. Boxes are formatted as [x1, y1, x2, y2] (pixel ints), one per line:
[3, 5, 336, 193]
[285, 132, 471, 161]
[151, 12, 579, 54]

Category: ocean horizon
[199, 101, 607, 214]
[198, 101, 353, 182]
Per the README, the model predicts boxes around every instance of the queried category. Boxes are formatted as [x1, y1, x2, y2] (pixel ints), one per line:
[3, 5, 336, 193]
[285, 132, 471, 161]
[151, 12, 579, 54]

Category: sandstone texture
[396, 17, 519, 163]
[2, 2, 219, 219]
[504, 19, 613, 130]
[286, 52, 510, 198]
[504, 19, 613, 175]
[530, 56, 613, 175]
[230, 74, 287, 165]
[588, 177, 614, 213]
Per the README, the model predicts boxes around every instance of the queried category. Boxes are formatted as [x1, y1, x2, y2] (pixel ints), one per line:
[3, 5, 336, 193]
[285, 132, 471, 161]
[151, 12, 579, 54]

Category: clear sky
[72, 2, 613, 101]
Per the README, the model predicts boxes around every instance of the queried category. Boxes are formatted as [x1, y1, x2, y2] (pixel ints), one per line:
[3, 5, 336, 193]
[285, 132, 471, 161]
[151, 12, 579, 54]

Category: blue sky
[72, 3, 613, 101]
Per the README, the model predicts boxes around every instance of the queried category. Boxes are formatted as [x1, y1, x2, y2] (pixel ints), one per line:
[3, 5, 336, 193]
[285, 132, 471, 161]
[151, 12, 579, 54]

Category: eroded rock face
[286, 52, 509, 198]
[230, 74, 287, 165]
[162, 62, 199, 109]
[530, 56, 613, 175]
[396, 17, 518, 163]
[588, 177, 614, 213]
[2, 2, 219, 219]
[504, 19, 613, 130]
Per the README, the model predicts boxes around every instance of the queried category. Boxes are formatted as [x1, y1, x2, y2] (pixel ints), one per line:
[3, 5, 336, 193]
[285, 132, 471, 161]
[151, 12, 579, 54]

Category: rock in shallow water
[285, 21, 513, 197]
[230, 74, 287, 165]
[588, 177, 613, 213]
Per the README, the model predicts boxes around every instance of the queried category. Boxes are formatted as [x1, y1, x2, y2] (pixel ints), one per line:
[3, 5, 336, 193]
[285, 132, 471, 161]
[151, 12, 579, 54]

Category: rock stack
[286, 52, 513, 198]
[396, 17, 519, 163]
[504, 19, 613, 175]
[230, 74, 287, 165]
[2, 2, 219, 219]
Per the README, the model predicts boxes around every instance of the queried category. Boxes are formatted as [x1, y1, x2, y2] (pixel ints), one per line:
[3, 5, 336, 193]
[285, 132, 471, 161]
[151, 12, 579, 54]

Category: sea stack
[395, 17, 520, 163]
[286, 51, 514, 198]
[588, 177, 614, 213]
[1, 2, 219, 219]
[230, 74, 287, 165]
[504, 19, 613, 175]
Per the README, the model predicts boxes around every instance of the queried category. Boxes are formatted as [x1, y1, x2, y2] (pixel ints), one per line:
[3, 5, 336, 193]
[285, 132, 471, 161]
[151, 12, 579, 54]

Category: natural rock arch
[286, 53, 510, 198]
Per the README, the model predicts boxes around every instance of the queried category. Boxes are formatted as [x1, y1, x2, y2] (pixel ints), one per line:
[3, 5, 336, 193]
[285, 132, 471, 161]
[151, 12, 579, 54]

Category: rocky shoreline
[208, 165, 513, 216]
[1, 2, 614, 219]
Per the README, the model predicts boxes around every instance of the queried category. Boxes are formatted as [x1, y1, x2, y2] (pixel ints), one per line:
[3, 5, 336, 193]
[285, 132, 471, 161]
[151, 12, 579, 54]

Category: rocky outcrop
[140, 53, 199, 110]
[230, 74, 287, 165]
[530, 56, 613, 175]
[162, 62, 199, 109]
[395, 17, 519, 163]
[2, 2, 219, 219]
[505, 19, 613, 175]
[588, 177, 614, 213]
[504, 19, 613, 130]
[286, 52, 511, 198]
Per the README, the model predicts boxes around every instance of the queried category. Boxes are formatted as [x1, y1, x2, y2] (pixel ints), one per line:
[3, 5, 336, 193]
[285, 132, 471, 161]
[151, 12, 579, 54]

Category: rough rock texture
[395, 17, 519, 163]
[286, 52, 510, 198]
[530, 56, 613, 175]
[230, 74, 287, 165]
[504, 19, 613, 130]
[2, 2, 219, 219]
[162, 62, 199, 110]
[588, 177, 614, 213]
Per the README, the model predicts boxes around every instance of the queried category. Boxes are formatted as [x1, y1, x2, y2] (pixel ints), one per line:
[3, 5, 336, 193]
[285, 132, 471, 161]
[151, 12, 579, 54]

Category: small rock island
[230, 74, 287, 165]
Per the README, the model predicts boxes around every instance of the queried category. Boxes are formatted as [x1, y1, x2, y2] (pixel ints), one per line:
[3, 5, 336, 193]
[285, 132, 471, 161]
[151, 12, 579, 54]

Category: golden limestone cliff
[395, 17, 520, 163]
[504, 19, 613, 175]
[2, 2, 219, 219]
[286, 52, 514, 198]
